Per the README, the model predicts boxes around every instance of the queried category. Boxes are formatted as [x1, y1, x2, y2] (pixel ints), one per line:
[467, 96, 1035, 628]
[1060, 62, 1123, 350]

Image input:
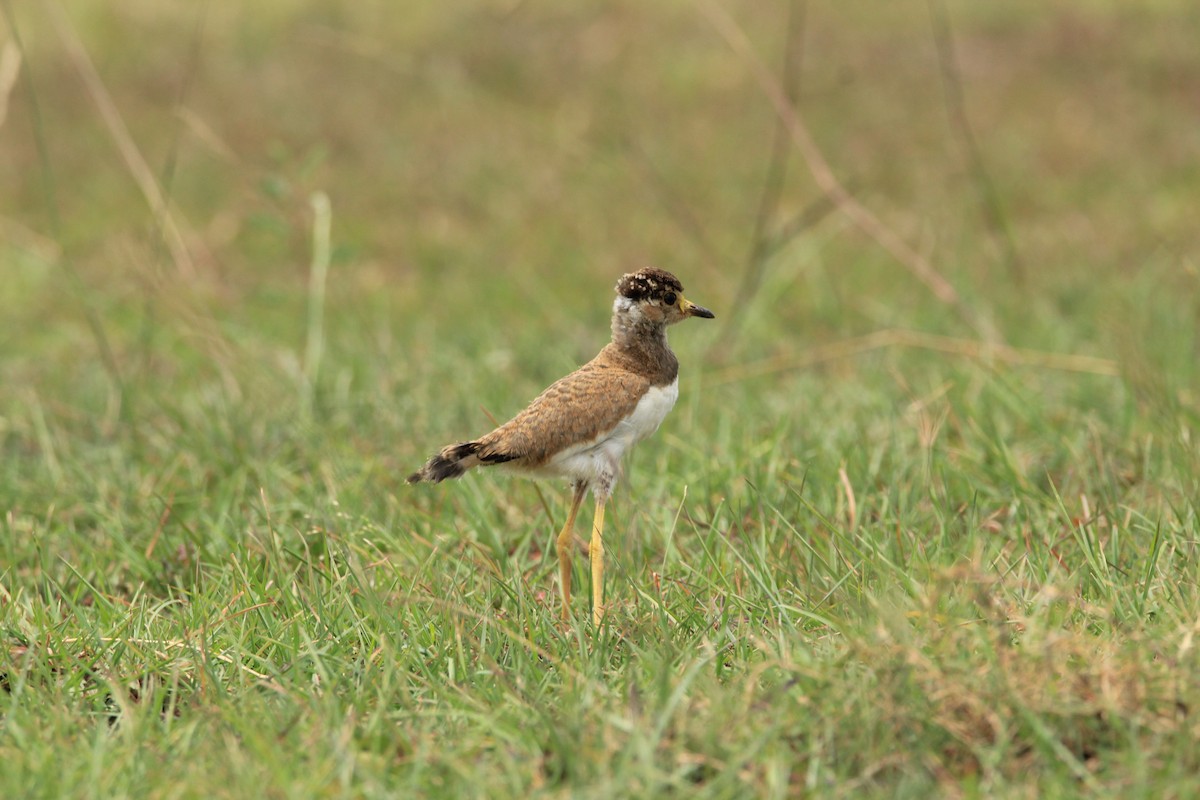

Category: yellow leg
[590, 498, 607, 626]
[556, 483, 588, 621]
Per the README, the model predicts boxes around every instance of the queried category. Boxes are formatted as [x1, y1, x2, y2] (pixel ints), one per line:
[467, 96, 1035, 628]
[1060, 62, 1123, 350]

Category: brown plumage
[407, 267, 714, 625]
[409, 345, 671, 482]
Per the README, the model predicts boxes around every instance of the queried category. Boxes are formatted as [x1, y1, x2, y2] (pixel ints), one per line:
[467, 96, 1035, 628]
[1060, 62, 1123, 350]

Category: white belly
[540, 377, 679, 494]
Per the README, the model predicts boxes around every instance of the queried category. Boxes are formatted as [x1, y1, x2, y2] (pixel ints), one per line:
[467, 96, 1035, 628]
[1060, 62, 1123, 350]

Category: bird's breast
[622, 377, 679, 443]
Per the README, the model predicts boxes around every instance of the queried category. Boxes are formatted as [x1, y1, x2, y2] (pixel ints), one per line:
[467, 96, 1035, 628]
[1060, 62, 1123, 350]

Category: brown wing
[474, 354, 651, 468]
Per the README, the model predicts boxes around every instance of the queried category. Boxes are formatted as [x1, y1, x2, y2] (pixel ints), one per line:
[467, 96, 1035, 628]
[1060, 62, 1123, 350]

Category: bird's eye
[663, 292, 677, 306]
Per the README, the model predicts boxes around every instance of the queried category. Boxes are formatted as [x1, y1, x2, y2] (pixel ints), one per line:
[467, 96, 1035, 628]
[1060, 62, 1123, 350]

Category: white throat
[612, 295, 640, 317]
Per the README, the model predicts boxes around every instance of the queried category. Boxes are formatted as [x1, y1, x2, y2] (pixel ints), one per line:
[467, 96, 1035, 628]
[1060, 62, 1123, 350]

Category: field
[2, 1, 1199, 797]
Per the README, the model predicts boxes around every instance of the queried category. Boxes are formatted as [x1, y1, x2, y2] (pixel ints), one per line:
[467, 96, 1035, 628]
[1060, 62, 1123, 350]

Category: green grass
[3, 1, 1200, 797]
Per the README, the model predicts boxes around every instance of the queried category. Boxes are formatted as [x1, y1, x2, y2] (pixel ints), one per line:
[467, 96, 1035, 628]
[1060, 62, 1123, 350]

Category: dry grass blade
[45, 0, 196, 279]
[927, 0, 1024, 284]
[711, 328, 1121, 385]
[0, 214, 62, 262]
[0, 40, 19, 128]
[715, 0, 807, 357]
[838, 466, 857, 530]
[697, 0, 999, 343]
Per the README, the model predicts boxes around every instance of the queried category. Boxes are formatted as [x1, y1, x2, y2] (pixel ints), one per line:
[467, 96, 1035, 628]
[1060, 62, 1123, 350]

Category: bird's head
[613, 267, 715, 326]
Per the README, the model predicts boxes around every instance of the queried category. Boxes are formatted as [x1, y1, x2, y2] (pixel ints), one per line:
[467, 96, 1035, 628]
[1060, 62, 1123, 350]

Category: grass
[2, 0, 1200, 796]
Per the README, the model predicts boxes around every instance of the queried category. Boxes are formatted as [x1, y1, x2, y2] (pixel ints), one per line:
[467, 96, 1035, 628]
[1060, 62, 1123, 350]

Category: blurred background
[1, 0, 1198, 500]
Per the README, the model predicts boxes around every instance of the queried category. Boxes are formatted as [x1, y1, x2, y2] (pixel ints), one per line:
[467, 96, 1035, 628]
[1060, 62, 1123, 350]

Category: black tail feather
[407, 441, 480, 484]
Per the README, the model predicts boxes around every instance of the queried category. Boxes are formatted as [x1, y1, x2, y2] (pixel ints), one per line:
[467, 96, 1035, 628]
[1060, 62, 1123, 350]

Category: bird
[407, 267, 714, 625]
